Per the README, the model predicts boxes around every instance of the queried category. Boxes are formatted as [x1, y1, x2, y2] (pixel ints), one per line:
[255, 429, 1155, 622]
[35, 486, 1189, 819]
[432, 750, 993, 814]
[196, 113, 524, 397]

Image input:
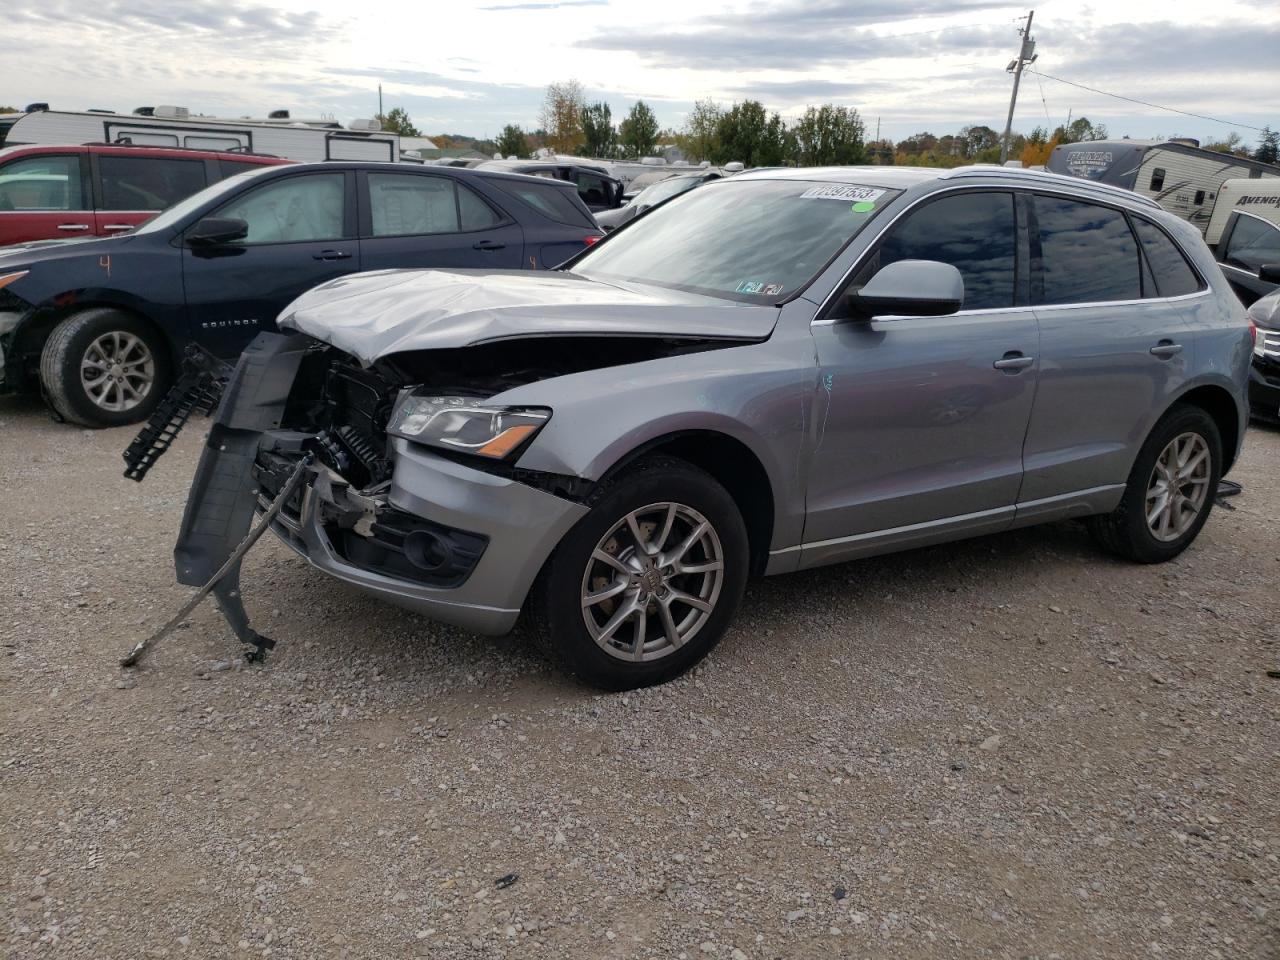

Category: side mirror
[847, 259, 965, 319]
[1259, 263, 1280, 285]
[187, 216, 248, 246]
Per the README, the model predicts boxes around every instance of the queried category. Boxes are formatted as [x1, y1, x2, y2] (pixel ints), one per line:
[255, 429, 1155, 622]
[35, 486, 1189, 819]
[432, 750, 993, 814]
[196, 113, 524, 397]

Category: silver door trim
[771, 483, 1126, 557]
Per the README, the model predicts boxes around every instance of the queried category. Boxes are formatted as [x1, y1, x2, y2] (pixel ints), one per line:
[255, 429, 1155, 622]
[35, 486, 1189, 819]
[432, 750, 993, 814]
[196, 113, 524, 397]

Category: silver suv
[173, 166, 1253, 690]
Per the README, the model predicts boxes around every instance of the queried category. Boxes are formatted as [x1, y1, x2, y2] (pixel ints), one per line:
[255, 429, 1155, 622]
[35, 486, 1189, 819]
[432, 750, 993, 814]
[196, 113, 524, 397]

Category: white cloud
[4, 0, 1278, 144]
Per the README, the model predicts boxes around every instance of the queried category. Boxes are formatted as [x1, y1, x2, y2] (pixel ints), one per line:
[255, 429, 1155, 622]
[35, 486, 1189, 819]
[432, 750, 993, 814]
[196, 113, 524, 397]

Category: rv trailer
[1047, 138, 1280, 233]
[0, 107, 412, 164]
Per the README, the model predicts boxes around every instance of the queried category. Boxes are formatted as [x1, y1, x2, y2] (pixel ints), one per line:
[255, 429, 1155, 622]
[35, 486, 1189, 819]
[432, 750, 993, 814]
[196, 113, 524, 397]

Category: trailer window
[1149, 168, 1165, 191]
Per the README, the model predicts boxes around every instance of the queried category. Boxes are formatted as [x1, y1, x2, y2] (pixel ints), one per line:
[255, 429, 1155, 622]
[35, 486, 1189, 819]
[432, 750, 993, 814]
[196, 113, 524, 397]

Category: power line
[1027, 68, 1266, 133]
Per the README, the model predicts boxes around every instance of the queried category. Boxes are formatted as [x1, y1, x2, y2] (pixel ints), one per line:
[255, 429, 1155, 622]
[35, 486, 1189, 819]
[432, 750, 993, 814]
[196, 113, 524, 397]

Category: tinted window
[860, 191, 1016, 310]
[490, 178, 595, 229]
[217, 158, 272, 181]
[213, 172, 345, 244]
[1034, 195, 1141, 305]
[0, 154, 84, 210]
[574, 179, 895, 303]
[99, 156, 207, 211]
[458, 184, 503, 231]
[369, 173, 459, 235]
[576, 171, 611, 207]
[1133, 218, 1202, 297]
[1222, 215, 1280, 272]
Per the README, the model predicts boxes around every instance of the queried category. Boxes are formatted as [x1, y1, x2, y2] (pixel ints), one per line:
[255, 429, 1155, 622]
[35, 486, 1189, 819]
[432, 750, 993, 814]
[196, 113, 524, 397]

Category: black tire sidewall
[1115, 405, 1222, 563]
[40, 309, 172, 427]
[543, 459, 749, 691]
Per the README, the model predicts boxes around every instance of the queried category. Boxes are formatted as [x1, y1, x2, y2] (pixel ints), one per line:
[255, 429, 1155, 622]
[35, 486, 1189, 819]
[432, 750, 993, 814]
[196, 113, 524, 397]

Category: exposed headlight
[389, 395, 550, 460]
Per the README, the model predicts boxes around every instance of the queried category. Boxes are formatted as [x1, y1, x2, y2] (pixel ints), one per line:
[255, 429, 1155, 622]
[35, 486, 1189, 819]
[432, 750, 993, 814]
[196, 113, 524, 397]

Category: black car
[476, 160, 624, 212]
[595, 171, 721, 232]
[0, 162, 602, 426]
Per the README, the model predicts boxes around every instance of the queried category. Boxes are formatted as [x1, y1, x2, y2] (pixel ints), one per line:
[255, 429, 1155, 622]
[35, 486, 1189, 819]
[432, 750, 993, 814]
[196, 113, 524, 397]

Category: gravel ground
[2, 394, 1278, 960]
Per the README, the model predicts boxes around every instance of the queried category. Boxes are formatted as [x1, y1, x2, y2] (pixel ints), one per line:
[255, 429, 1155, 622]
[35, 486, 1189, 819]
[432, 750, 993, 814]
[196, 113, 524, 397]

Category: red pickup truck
[0, 143, 289, 246]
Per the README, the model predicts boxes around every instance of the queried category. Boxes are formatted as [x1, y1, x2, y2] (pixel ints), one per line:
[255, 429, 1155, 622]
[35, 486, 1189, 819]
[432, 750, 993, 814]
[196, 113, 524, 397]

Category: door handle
[102, 223, 134, 231]
[472, 240, 505, 251]
[993, 351, 1035, 372]
[312, 250, 353, 261]
[1149, 340, 1183, 359]
[57, 223, 90, 231]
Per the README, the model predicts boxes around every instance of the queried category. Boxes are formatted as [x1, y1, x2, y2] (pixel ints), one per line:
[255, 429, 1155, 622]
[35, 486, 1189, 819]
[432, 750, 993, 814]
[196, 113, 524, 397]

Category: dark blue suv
[0, 162, 602, 425]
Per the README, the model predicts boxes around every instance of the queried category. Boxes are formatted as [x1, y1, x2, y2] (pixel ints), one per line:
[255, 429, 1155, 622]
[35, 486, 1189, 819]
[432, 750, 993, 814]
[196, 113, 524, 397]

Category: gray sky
[6, 0, 1279, 146]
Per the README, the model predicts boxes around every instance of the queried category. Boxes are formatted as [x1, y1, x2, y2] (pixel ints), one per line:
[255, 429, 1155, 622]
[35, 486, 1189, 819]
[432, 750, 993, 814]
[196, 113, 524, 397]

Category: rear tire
[1087, 404, 1221, 563]
[39, 309, 171, 427]
[538, 456, 749, 691]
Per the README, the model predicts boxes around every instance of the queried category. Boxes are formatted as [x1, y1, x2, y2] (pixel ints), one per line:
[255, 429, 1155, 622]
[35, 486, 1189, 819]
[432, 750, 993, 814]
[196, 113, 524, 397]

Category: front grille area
[1259, 328, 1280, 364]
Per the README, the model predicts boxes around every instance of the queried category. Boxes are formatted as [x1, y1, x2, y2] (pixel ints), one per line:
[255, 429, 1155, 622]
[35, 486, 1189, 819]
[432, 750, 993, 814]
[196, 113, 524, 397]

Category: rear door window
[368, 173, 460, 236]
[855, 191, 1016, 310]
[576, 171, 612, 207]
[1132, 217, 1203, 297]
[489, 178, 596, 229]
[0, 154, 85, 210]
[98, 155, 208, 211]
[1033, 195, 1141, 305]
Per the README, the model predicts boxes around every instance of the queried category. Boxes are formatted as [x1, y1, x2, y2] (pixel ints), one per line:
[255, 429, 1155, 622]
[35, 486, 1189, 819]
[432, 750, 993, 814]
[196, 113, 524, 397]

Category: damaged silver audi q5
[144, 167, 1252, 689]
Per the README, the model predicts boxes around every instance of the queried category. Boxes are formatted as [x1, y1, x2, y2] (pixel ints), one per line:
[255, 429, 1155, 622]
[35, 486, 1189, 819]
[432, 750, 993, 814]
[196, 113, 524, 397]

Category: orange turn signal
[476, 424, 539, 458]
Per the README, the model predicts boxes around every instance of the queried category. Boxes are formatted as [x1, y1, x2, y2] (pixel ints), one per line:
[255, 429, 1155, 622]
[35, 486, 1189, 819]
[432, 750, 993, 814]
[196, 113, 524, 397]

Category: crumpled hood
[278, 268, 777, 364]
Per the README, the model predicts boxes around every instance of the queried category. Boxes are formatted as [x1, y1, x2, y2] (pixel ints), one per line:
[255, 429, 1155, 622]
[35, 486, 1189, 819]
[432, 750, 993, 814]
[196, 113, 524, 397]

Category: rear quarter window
[1132, 217, 1203, 297]
[487, 177, 595, 229]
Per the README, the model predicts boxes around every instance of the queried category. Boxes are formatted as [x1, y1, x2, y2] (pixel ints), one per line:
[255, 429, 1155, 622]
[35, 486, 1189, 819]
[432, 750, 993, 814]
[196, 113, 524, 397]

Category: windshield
[635, 176, 701, 206]
[132, 169, 267, 235]
[572, 178, 898, 303]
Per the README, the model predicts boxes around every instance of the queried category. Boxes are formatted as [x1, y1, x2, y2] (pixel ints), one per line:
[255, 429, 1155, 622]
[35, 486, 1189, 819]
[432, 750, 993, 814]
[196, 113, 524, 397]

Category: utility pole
[1000, 10, 1037, 164]
[378, 83, 384, 121]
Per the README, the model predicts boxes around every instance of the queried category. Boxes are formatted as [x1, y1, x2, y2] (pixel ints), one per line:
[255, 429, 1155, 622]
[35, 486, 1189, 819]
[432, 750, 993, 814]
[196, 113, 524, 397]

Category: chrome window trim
[813, 183, 1216, 325]
[0, 209, 94, 215]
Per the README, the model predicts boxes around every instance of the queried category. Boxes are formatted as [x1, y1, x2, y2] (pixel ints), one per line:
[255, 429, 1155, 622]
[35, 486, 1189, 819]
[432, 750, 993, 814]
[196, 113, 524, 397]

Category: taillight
[584, 235, 601, 246]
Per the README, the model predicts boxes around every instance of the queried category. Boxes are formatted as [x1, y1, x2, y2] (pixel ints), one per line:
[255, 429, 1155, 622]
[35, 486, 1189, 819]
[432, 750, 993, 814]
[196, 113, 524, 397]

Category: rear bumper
[262, 438, 587, 636]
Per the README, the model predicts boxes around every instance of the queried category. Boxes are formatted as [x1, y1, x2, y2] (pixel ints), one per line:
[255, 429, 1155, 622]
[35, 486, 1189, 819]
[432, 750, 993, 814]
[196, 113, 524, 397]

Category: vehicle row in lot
[172, 166, 1252, 689]
[0, 163, 601, 425]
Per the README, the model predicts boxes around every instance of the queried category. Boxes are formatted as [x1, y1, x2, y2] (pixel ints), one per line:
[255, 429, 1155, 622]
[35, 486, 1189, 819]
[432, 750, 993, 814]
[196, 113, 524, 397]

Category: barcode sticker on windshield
[798, 185, 885, 202]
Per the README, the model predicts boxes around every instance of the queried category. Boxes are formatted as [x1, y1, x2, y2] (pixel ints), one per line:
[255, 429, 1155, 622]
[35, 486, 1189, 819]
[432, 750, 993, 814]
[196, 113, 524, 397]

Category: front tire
[540, 456, 749, 691]
[39, 309, 171, 427]
[1088, 404, 1221, 563]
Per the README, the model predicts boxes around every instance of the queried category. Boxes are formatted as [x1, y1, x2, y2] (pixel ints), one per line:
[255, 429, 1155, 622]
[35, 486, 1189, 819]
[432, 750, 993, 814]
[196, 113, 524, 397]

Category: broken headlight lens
[388, 395, 550, 460]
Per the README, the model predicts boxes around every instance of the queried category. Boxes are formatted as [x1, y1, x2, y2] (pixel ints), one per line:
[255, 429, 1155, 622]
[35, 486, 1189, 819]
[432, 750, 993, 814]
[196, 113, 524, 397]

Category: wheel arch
[598, 429, 777, 577]
[10, 297, 175, 388]
[1170, 382, 1242, 475]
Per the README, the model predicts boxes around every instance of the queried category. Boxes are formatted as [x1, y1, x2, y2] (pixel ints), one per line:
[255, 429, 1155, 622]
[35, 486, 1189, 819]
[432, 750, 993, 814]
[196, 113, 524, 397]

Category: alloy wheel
[1145, 432, 1211, 542]
[580, 501, 725, 662]
[80, 331, 155, 413]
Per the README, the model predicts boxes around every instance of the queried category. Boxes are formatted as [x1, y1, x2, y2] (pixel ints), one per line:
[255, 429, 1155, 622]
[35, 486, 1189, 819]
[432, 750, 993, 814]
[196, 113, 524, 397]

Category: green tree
[580, 101, 615, 158]
[791, 105, 866, 166]
[681, 99, 722, 162]
[377, 107, 420, 137]
[1053, 116, 1108, 145]
[539, 80, 586, 155]
[1256, 126, 1279, 165]
[711, 100, 787, 167]
[495, 124, 528, 159]
[618, 101, 659, 157]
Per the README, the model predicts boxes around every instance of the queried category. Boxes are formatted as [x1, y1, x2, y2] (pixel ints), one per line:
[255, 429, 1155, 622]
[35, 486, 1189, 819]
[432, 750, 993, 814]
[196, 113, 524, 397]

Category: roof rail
[938, 164, 1162, 209]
